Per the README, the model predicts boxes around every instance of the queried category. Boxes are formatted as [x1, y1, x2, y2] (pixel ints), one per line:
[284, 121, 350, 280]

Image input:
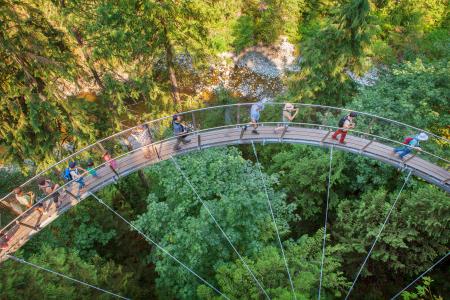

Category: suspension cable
[8, 254, 130, 300]
[318, 146, 333, 300]
[170, 156, 271, 300]
[390, 251, 450, 300]
[88, 192, 229, 300]
[344, 170, 413, 299]
[251, 142, 296, 300]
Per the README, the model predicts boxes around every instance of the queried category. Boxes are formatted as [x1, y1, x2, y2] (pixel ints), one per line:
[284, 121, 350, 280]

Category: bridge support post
[240, 127, 245, 139]
[96, 142, 106, 153]
[237, 105, 241, 126]
[280, 125, 288, 140]
[403, 153, 417, 163]
[64, 189, 79, 201]
[191, 112, 197, 130]
[321, 130, 332, 143]
[360, 139, 374, 153]
[197, 134, 201, 150]
[152, 144, 161, 161]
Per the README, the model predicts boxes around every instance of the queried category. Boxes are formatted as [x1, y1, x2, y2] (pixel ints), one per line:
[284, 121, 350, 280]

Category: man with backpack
[332, 112, 357, 144]
[172, 114, 191, 151]
[67, 161, 87, 196]
[393, 133, 429, 160]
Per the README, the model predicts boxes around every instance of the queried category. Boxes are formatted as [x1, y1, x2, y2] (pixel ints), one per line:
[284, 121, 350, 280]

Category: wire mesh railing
[0, 103, 449, 244]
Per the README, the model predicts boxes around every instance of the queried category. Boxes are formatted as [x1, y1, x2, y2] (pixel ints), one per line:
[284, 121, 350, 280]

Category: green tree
[401, 276, 444, 300]
[372, 0, 448, 61]
[334, 184, 449, 297]
[233, 0, 304, 51]
[133, 147, 296, 299]
[349, 59, 449, 137]
[0, 0, 120, 170]
[198, 229, 349, 299]
[268, 145, 346, 224]
[348, 59, 450, 157]
[91, 0, 213, 105]
[290, 0, 373, 105]
[0, 246, 143, 299]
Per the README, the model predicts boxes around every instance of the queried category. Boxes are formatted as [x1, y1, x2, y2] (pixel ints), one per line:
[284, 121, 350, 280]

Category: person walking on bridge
[243, 101, 265, 134]
[103, 152, 120, 183]
[393, 133, 428, 160]
[0, 233, 9, 250]
[68, 162, 87, 196]
[275, 103, 298, 132]
[172, 114, 191, 151]
[331, 112, 357, 144]
[86, 159, 99, 178]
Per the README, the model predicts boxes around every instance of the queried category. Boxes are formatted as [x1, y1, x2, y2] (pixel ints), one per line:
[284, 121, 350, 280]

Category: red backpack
[403, 137, 414, 145]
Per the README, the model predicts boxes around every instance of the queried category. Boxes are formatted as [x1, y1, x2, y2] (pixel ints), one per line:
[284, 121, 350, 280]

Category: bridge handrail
[1, 103, 448, 206]
[0, 119, 449, 239]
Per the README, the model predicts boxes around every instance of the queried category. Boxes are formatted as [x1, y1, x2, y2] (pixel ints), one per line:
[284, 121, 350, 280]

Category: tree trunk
[162, 26, 180, 104]
[137, 170, 150, 190]
[72, 27, 104, 90]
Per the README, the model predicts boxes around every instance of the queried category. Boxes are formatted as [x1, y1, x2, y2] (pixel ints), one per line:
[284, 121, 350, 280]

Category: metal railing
[1, 103, 449, 240]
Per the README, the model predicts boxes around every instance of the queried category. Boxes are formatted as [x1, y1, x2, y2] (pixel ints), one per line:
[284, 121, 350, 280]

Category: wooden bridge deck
[1, 125, 449, 262]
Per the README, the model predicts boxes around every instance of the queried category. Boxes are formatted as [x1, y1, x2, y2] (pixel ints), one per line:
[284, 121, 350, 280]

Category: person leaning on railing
[392, 133, 429, 160]
[172, 114, 191, 151]
[14, 187, 45, 216]
[274, 103, 298, 133]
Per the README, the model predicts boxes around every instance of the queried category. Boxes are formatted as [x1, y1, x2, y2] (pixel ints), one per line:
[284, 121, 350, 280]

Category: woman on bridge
[14, 187, 44, 215]
[275, 103, 298, 133]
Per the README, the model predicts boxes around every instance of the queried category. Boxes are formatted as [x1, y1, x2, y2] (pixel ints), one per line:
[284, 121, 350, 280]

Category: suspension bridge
[0, 103, 448, 299]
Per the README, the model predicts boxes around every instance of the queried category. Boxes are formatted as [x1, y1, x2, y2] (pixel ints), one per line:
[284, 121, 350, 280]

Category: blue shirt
[173, 121, 185, 135]
[407, 138, 419, 148]
[250, 103, 264, 121]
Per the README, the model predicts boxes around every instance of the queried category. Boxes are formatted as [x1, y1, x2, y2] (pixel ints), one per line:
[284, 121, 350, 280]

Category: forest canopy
[0, 0, 449, 299]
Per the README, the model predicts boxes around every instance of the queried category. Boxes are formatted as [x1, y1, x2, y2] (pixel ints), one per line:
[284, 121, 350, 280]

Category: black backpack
[338, 115, 348, 127]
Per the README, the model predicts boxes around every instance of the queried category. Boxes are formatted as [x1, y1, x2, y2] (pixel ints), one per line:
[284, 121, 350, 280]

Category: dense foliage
[0, 0, 448, 299]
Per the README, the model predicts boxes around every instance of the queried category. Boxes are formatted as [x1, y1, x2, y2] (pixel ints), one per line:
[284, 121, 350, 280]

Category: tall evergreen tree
[90, 0, 212, 106]
[290, 0, 372, 105]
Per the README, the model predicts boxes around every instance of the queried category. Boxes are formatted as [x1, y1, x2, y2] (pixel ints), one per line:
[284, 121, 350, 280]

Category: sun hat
[417, 132, 429, 141]
[284, 103, 294, 111]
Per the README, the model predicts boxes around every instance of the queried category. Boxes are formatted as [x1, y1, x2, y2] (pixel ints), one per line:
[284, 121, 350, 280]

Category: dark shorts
[52, 192, 60, 203]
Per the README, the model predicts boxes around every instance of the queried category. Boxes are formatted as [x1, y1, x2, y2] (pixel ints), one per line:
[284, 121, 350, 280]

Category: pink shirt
[108, 159, 117, 169]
